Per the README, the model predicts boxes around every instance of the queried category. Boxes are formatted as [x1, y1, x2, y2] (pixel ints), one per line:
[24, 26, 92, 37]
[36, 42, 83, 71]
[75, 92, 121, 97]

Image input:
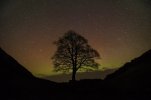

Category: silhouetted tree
[52, 31, 100, 81]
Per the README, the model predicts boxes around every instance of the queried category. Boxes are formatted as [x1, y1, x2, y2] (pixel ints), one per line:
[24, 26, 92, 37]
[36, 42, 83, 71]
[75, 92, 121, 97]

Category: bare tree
[52, 31, 100, 81]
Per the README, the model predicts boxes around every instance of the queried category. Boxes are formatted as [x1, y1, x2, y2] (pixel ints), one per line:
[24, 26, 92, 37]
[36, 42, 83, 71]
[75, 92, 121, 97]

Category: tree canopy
[52, 30, 100, 81]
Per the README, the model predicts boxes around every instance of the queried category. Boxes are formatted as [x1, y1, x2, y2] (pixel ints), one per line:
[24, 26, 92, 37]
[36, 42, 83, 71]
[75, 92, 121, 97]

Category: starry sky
[0, 0, 151, 77]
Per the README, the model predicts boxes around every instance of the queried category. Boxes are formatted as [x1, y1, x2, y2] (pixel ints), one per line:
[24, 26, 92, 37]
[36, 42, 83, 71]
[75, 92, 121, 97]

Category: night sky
[0, 0, 151, 77]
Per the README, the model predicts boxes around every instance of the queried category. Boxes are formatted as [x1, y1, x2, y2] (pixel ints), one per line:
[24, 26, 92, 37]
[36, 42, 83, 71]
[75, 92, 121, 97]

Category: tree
[52, 30, 100, 81]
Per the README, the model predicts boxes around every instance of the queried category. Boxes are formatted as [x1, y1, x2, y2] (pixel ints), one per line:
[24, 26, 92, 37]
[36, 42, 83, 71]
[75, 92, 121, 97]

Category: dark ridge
[0, 48, 34, 80]
[0, 48, 59, 100]
[105, 49, 151, 90]
[105, 49, 151, 80]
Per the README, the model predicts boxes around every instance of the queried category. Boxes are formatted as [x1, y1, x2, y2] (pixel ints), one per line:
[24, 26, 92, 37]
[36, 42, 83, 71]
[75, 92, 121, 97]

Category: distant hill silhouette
[1, 47, 151, 100]
[43, 69, 116, 82]
[105, 49, 151, 91]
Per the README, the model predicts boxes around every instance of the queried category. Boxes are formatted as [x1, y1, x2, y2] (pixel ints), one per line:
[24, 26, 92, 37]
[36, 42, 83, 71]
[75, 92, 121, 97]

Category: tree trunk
[72, 69, 76, 82]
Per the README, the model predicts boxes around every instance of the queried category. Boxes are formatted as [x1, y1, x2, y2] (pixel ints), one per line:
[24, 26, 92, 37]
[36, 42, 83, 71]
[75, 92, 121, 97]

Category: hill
[0, 48, 59, 100]
[105, 49, 151, 91]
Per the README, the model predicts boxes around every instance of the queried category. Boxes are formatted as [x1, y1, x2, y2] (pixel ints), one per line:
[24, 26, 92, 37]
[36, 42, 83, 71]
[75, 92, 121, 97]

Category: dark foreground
[1, 48, 151, 100]
[3, 80, 151, 100]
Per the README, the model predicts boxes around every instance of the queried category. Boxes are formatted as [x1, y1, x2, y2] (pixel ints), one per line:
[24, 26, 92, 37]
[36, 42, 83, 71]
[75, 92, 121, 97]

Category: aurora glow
[0, 0, 151, 78]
